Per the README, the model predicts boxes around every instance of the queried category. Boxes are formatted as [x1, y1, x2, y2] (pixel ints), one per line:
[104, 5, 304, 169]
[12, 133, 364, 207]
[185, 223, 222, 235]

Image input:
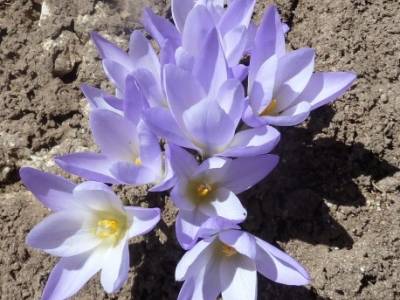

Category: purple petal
[80, 84, 123, 114]
[221, 126, 280, 157]
[171, 0, 196, 32]
[218, 0, 255, 36]
[231, 64, 248, 81]
[175, 47, 194, 71]
[19, 167, 75, 211]
[149, 146, 177, 192]
[220, 154, 279, 194]
[197, 217, 241, 240]
[110, 162, 157, 185]
[220, 255, 257, 300]
[124, 207, 160, 237]
[255, 237, 310, 285]
[175, 237, 213, 281]
[193, 28, 228, 98]
[182, 5, 214, 57]
[170, 180, 196, 211]
[102, 59, 130, 92]
[200, 188, 247, 222]
[264, 101, 311, 126]
[143, 107, 194, 149]
[249, 4, 285, 84]
[274, 48, 315, 112]
[297, 71, 357, 110]
[222, 26, 248, 66]
[215, 79, 245, 127]
[177, 277, 195, 300]
[128, 31, 160, 79]
[26, 210, 100, 257]
[142, 7, 181, 48]
[41, 250, 102, 300]
[123, 75, 146, 124]
[169, 144, 199, 179]
[134, 68, 165, 107]
[90, 109, 138, 161]
[218, 229, 256, 259]
[137, 122, 162, 166]
[55, 152, 120, 184]
[91, 32, 133, 69]
[182, 99, 235, 156]
[100, 241, 129, 293]
[175, 209, 209, 250]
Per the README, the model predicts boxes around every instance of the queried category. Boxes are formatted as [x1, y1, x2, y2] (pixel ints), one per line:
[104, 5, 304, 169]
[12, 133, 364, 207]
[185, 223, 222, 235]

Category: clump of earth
[0, 0, 399, 299]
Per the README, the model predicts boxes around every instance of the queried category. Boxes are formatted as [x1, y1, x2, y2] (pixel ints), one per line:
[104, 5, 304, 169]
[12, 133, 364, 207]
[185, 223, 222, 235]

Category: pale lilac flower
[169, 145, 279, 249]
[91, 31, 166, 107]
[144, 29, 280, 158]
[56, 76, 174, 191]
[244, 5, 356, 127]
[176, 226, 310, 300]
[20, 168, 160, 300]
[80, 84, 123, 115]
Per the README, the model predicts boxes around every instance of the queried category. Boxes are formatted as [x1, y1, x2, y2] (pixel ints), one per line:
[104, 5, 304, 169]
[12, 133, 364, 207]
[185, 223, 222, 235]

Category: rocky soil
[0, 0, 399, 299]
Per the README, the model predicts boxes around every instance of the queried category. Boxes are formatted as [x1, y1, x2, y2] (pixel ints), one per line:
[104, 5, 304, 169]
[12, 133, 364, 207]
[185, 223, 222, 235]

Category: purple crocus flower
[144, 29, 280, 158]
[243, 5, 357, 127]
[20, 168, 160, 300]
[56, 76, 174, 191]
[176, 226, 310, 300]
[169, 145, 279, 249]
[80, 83, 123, 115]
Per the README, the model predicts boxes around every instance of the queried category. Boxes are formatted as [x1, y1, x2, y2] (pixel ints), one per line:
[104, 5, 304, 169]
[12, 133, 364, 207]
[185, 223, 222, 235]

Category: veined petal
[221, 126, 280, 157]
[274, 48, 315, 112]
[255, 237, 310, 285]
[128, 31, 160, 79]
[218, 0, 255, 36]
[80, 84, 122, 114]
[297, 71, 357, 110]
[102, 59, 130, 92]
[110, 162, 157, 185]
[41, 250, 102, 300]
[26, 210, 100, 257]
[219, 154, 279, 194]
[123, 75, 145, 125]
[218, 229, 256, 260]
[193, 28, 228, 98]
[200, 188, 247, 222]
[223, 25, 248, 67]
[175, 46, 194, 71]
[124, 207, 160, 238]
[220, 255, 257, 300]
[133, 68, 165, 108]
[100, 240, 129, 293]
[216, 79, 245, 128]
[170, 180, 196, 211]
[263, 101, 311, 126]
[19, 167, 76, 211]
[90, 109, 138, 161]
[55, 152, 120, 184]
[249, 5, 285, 84]
[169, 144, 199, 179]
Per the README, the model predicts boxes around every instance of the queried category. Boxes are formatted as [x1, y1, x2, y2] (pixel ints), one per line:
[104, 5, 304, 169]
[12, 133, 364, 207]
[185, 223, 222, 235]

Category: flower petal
[134, 68, 165, 107]
[102, 59, 130, 92]
[175, 209, 209, 250]
[80, 84, 122, 114]
[200, 188, 247, 222]
[249, 4, 285, 84]
[55, 152, 120, 184]
[90, 109, 138, 161]
[219, 154, 279, 194]
[123, 75, 146, 124]
[221, 126, 280, 157]
[264, 101, 311, 126]
[100, 240, 129, 293]
[124, 207, 161, 238]
[19, 167, 76, 211]
[26, 210, 100, 257]
[218, 229, 256, 259]
[220, 255, 257, 300]
[255, 237, 310, 285]
[216, 79, 245, 127]
[274, 48, 315, 112]
[297, 71, 357, 110]
[169, 144, 199, 179]
[170, 180, 196, 211]
[41, 250, 102, 300]
[171, 0, 196, 33]
[110, 162, 157, 185]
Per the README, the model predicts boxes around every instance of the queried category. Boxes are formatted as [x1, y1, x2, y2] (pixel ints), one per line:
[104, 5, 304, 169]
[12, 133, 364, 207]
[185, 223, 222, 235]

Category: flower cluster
[21, 1, 356, 299]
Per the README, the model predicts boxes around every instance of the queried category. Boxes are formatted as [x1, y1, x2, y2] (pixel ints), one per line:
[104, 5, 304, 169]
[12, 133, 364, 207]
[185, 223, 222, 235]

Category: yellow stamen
[221, 244, 237, 257]
[134, 157, 142, 166]
[96, 219, 120, 239]
[197, 183, 212, 197]
[260, 99, 278, 116]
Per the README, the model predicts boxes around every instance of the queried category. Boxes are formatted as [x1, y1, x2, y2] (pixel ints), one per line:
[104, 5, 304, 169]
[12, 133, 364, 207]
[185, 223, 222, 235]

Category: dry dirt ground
[0, 0, 399, 299]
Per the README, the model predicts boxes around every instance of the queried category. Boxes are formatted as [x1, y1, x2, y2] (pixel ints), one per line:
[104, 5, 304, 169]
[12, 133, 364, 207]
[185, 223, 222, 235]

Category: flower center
[196, 183, 212, 197]
[260, 99, 278, 116]
[221, 244, 237, 257]
[134, 157, 142, 166]
[96, 219, 120, 239]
